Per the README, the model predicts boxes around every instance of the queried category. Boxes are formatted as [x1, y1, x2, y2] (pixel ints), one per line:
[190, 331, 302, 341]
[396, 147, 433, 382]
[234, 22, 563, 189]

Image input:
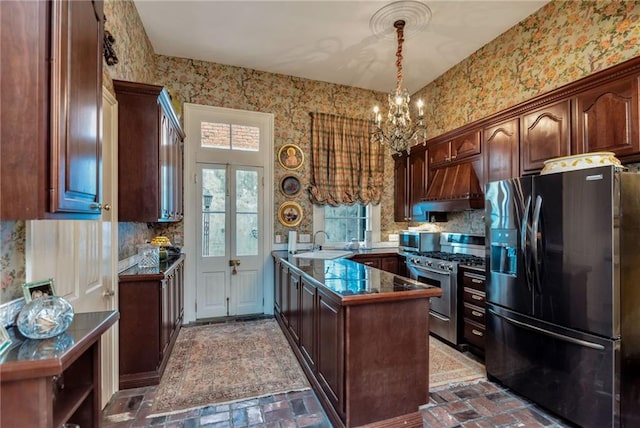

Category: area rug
[429, 337, 486, 388]
[149, 319, 310, 417]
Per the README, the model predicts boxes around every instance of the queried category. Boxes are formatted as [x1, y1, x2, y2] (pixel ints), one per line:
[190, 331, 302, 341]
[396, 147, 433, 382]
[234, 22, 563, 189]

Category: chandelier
[370, 19, 427, 155]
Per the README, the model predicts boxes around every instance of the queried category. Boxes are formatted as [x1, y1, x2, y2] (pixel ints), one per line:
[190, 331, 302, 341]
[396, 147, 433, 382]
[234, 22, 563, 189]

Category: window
[200, 122, 260, 151]
[324, 204, 367, 242]
[313, 204, 381, 246]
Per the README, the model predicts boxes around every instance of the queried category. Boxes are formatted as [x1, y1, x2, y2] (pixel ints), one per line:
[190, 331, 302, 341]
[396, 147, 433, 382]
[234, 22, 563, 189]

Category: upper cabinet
[0, 0, 104, 220]
[573, 77, 640, 157]
[429, 130, 481, 168]
[483, 118, 519, 183]
[114, 80, 186, 222]
[520, 101, 571, 174]
[394, 145, 428, 222]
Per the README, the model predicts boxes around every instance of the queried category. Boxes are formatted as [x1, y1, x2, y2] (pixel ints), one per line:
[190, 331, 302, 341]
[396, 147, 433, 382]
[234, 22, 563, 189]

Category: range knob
[425, 260, 432, 267]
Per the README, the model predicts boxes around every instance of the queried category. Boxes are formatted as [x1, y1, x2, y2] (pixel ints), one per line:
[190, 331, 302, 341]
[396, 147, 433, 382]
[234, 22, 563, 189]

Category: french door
[196, 163, 264, 318]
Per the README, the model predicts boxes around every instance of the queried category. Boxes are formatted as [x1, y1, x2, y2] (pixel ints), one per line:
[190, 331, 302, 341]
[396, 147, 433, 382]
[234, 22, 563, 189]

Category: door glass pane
[201, 122, 260, 151]
[236, 169, 258, 256]
[202, 168, 226, 257]
[231, 125, 260, 151]
[201, 122, 230, 149]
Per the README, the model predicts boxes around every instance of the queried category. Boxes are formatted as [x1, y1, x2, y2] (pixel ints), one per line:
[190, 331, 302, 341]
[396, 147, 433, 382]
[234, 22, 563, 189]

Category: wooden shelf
[53, 384, 93, 427]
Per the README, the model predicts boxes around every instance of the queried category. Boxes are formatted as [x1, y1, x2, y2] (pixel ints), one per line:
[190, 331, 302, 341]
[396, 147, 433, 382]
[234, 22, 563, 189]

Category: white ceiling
[134, 0, 548, 94]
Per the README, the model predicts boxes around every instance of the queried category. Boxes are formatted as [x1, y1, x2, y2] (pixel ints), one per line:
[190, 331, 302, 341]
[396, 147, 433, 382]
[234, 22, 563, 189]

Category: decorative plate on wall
[278, 201, 303, 227]
[278, 144, 304, 170]
[280, 175, 302, 198]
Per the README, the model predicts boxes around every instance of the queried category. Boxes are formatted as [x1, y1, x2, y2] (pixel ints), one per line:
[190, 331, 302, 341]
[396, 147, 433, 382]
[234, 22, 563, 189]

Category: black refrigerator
[485, 165, 640, 428]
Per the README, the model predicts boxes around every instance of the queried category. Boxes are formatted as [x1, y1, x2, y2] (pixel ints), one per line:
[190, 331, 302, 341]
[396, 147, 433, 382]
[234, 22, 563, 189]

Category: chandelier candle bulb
[417, 99, 424, 116]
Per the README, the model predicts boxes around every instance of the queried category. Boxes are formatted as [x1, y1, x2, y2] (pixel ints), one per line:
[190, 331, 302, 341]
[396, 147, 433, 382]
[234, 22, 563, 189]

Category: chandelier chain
[395, 20, 405, 92]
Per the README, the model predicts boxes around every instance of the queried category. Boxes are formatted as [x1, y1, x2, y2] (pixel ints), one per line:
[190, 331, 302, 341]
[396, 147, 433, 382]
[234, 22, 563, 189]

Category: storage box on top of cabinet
[0, 0, 103, 219]
[113, 80, 186, 222]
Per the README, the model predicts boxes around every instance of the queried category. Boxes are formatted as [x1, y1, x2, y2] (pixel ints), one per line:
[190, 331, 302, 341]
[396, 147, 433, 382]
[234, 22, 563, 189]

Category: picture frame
[278, 201, 303, 227]
[23, 278, 56, 303]
[280, 175, 302, 198]
[277, 144, 304, 170]
[0, 325, 11, 356]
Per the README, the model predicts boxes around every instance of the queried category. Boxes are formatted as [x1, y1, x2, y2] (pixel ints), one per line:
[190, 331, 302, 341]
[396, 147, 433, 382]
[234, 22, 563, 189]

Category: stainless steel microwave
[398, 231, 440, 253]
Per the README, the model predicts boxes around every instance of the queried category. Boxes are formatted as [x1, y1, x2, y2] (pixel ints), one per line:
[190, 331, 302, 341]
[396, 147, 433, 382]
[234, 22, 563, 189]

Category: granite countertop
[119, 254, 185, 278]
[273, 251, 442, 304]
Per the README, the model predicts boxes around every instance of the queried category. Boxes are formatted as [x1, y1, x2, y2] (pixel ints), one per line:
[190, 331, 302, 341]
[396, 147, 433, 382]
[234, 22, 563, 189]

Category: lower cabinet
[350, 253, 401, 275]
[459, 268, 486, 356]
[119, 256, 185, 389]
[274, 255, 428, 427]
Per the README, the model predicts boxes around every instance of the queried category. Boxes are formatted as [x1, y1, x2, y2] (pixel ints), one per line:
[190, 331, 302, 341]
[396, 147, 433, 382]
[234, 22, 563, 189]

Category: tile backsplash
[410, 210, 485, 236]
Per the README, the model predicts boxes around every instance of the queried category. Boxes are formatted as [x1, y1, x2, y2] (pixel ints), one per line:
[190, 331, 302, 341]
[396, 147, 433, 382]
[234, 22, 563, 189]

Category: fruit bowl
[540, 152, 621, 175]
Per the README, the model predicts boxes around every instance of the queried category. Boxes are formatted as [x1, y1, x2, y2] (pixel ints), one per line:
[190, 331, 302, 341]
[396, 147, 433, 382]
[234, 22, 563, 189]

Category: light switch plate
[299, 234, 310, 243]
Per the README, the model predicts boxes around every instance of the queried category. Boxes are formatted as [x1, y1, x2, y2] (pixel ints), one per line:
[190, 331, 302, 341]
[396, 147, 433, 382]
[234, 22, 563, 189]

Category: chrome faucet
[312, 230, 329, 251]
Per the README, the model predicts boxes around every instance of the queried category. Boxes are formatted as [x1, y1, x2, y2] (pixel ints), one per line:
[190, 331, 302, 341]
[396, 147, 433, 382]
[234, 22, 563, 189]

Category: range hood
[417, 163, 484, 212]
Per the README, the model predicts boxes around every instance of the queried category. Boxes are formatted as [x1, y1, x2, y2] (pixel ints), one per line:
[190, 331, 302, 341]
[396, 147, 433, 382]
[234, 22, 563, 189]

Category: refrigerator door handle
[520, 195, 532, 292]
[488, 308, 605, 350]
[531, 195, 543, 294]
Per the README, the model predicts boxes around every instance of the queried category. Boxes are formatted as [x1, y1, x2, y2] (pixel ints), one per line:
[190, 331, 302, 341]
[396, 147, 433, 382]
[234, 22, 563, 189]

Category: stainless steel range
[400, 232, 485, 345]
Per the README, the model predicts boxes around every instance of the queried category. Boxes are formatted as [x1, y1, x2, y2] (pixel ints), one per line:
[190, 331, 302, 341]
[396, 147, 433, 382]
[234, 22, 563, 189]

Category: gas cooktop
[420, 251, 485, 267]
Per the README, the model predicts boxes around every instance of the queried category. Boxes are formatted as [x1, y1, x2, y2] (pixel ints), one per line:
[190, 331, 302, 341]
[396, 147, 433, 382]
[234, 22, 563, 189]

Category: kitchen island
[272, 251, 442, 427]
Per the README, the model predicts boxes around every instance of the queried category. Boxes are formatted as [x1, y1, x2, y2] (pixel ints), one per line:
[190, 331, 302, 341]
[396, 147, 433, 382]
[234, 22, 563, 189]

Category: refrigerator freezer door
[485, 177, 534, 316]
[532, 166, 615, 338]
[486, 303, 618, 428]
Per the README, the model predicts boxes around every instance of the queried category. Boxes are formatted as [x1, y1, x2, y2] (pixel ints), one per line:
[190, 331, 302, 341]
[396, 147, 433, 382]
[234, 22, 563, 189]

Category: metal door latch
[229, 259, 241, 274]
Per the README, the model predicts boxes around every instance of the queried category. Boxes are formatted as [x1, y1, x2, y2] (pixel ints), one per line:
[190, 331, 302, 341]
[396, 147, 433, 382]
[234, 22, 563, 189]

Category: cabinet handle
[471, 278, 482, 284]
[471, 294, 483, 301]
[90, 202, 110, 211]
[472, 329, 484, 337]
[451, 154, 457, 160]
[471, 310, 482, 317]
[364, 262, 374, 266]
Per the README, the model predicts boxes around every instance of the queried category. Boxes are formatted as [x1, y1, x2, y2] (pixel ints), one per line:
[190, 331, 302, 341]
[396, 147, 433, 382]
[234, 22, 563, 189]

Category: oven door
[406, 262, 457, 344]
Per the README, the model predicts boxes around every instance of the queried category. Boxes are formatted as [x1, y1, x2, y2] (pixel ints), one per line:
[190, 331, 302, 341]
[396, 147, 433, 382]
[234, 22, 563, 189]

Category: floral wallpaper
[3, 0, 640, 300]
[0, 222, 26, 304]
[413, 1, 640, 139]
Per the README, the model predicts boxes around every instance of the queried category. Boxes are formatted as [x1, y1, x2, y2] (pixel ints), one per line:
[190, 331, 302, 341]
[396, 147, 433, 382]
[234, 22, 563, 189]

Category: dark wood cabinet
[273, 254, 434, 427]
[113, 80, 185, 222]
[429, 130, 481, 168]
[0, 311, 118, 428]
[118, 256, 185, 389]
[300, 277, 317, 372]
[0, 0, 103, 219]
[459, 268, 486, 355]
[520, 101, 571, 174]
[574, 76, 640, 157]
[350, 253, 401, 275]
[287, 270, 301, 343]
[484, 118, 520, 183]
[316, 288, 345, 416]
[393, 146, 428, 222]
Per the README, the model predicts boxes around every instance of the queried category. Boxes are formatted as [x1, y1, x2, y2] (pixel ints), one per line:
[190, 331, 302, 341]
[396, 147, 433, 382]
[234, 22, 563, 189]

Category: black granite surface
[273, 251, 437, 298]
[0, 311, 118, 364]
[119, 254, 184, 277]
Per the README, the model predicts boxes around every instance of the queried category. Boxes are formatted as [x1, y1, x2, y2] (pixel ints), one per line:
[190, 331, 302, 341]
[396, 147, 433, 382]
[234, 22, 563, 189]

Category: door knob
[102, 289, 115, 297]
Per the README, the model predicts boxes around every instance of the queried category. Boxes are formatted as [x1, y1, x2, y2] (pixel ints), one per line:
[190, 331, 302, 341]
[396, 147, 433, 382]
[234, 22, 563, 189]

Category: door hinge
[193, 173, 198, 183]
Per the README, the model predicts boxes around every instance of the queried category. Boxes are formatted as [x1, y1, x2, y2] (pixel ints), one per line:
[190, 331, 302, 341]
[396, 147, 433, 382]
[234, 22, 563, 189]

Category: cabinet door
[393, 154, 409, 222]
[160, 277, 172, 360]
[274, 259, 282, 313]
[409, 147, 428, 211]
[451, 130, 481, 161]
[429, 141, 451, 167]
[300, 278, 316, 371]
[521, 101, 571, 174]
[288, 271, 301, 343]
[316, 289, 344, 414]
[50, 0, 103, 215]
[380, 255, 399, 274]
[484, 118, 519, 183]
[574, 77, 640, 157]
[280, 263, 290, 325]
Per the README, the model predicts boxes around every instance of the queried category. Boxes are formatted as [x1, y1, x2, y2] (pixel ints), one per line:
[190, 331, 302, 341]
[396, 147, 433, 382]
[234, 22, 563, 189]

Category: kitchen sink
[292, 250, 353, 260]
